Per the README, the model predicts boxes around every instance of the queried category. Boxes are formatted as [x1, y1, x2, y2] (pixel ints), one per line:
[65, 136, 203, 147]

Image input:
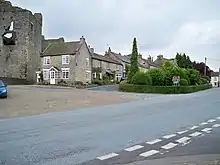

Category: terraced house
[91, 50, 123, 82]
[40, 36, 92, 84]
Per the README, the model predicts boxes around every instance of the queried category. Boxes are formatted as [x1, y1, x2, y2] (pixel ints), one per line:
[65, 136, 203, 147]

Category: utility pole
[204, 57, 207, 76]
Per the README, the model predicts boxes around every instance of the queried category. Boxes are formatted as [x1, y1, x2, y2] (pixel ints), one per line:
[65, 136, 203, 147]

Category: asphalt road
[0, 88, 220, 165]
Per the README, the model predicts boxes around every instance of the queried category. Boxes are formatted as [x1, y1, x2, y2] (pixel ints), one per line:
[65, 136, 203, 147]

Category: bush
[131, 72, 152, 85]
[92, 79, 103, 86]
[179, 79, 188, 86]
[147, 68, 165, 86]
[200, 77, 209, 84]
[119, 83, 212, 94]
[120, 80, 127, 84]
[202, 75, 211, 82]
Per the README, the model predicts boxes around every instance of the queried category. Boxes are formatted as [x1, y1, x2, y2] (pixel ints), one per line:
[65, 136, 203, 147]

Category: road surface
[0, 88, 220, 165]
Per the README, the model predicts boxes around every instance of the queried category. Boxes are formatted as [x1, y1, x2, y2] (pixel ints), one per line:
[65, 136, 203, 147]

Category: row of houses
[37, 36, 171, 85]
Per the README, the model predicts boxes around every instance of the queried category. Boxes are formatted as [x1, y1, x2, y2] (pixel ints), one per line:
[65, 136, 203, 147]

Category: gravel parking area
[0, 85, 145, 119]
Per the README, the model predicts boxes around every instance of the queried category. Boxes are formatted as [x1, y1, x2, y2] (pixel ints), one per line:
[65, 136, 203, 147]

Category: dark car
[0, 80, 8, 98]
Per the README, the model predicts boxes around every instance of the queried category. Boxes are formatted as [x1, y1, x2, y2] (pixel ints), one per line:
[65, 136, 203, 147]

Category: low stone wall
[0, 77, 34, 85]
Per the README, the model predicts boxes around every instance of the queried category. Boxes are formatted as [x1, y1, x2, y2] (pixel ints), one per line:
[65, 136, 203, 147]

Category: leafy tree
[147, 68, 165, 86]
[131, 72, 152, 85]
[125, 64, 130, 76]
[127, 38, 139, 82]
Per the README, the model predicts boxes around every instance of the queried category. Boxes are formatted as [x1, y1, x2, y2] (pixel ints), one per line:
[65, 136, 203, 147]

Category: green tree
[147, 68, 165, 86]
[127, 38, 139, 82]
[131, 72, 152, 85]
[125, 64, 130, 76]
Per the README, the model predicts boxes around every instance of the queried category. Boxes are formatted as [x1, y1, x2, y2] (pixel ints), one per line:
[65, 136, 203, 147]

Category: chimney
[80, 36, 85, 44]
[90, 47, 94, 54]
[108, 47, 111, 52]
[157, 55, 163, 59]
[148, 55, 151, 61]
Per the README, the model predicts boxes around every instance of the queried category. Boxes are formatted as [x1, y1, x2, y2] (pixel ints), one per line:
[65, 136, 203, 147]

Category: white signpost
[172, 76, 180, 86]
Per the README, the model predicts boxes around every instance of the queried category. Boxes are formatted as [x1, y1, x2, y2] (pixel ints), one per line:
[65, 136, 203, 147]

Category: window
[214, 77, 217, 81]
[86, 58, 89, 68]
[43, 70, 49, 80]
[62, 68, 70, 79]
[93, 72, 96, 79]
[43, 57, 51, 65]
[62, 55, 70, 64]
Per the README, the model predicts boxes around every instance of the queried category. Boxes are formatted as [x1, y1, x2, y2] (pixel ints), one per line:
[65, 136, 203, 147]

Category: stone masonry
[0, 0, 42, 84]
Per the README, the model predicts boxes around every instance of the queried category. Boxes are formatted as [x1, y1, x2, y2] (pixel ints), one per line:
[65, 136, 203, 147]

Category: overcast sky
[10, 0, 220, 70]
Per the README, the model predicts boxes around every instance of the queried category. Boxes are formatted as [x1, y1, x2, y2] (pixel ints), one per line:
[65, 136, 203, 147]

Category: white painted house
[211, 72, 220, 87]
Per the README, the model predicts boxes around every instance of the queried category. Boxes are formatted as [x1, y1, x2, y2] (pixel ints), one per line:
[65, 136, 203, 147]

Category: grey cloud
[10, 0, 220, 69]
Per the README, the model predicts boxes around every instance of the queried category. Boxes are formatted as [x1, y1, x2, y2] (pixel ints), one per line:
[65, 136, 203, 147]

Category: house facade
[40, 36, 92, 85]
[211, 72, 220, 87]
[91, 51, 123, 82]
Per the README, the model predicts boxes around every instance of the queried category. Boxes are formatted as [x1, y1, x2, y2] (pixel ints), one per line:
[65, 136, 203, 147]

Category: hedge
[119, 83, 212, 94]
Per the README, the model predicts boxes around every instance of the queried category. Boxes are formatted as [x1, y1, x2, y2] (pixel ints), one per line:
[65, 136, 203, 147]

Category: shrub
[200, 77, 209, 84]
[119, 84, 212, 94]
[202, 75, 211, 82]
[120, 80, 127, 84]
[131, 72, 152, 85]
[179, 79, 188, 86]
[186, 69, 200, 85]
[147, 68, 165, 86]
[92, 79, 103, 86]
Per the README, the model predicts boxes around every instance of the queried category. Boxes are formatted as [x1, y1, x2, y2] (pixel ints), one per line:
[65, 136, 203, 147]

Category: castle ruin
[0, 0, 42, 84]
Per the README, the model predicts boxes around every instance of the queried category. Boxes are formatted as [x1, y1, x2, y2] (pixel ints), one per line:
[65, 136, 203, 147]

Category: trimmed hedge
[119, 83, 212, 94]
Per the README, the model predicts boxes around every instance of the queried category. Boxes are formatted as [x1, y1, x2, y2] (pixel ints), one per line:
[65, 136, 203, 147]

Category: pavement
[0, 88, 220, 165]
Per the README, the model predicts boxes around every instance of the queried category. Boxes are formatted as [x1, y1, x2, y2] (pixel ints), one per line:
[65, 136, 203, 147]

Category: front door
[50, 71, 55, 84]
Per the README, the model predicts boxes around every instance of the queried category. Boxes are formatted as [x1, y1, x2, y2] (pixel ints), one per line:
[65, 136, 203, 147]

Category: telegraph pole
[204, 57, 207, 76]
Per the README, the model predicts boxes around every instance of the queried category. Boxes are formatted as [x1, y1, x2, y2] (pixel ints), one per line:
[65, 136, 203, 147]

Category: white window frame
[61, 68, 70, 79]
[43, 69, 49, 80]
[43, 57, 51, 65]
[62, 55, 70, 64]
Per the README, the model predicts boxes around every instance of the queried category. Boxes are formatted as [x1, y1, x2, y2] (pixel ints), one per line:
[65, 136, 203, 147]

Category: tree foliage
[127, 38, 139, 83]
[131, 72, 152, 85]
[147, 68, 165, 86]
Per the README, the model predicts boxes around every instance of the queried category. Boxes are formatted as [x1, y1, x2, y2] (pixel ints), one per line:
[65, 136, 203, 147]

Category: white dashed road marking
[190, 126, 198, 130]
[208, 119, 216, 123]
[161, 143, 178, 150]
[163, 134, 176, 139]
[139, 150, 159, 157]
[200, 122, 208, 126]
[177, 130, 188, 134]
[124, 145, 144, 152]
[189, 132, 202, 137]
[176, 137, 191, 144]
[212, 124, 220, 128]
[146, 139, 162, 145]
[97, 153, 119, 160]
[201, 128, 212, 133]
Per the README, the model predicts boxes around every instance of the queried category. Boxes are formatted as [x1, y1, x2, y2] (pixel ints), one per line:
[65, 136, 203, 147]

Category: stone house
[0, 0, 42, 84]
[91, 50, 123, 82]
[40, 36, 92, 84]
[154, 55, 177, 67]
[210, 71, 220, 87]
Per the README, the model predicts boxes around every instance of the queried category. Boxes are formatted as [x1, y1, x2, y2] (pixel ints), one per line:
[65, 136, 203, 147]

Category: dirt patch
[0, 86, 141, 119]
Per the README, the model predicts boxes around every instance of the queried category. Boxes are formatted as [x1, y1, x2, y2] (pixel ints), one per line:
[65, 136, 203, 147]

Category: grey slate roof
[111, 52, 131, 63]
[92, 53, 122, 65]
[211, 72, 220, 77]
[42, 41, 81, 56]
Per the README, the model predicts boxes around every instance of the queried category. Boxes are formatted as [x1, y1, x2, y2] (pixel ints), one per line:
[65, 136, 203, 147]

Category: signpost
[172, 76, 180, 86]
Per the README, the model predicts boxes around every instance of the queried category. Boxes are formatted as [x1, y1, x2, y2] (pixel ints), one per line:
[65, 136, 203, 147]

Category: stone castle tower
[0, 0, 42, 84]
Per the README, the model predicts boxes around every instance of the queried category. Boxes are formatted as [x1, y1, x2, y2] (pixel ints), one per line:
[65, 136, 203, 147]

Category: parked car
[0, 80, 8, 98]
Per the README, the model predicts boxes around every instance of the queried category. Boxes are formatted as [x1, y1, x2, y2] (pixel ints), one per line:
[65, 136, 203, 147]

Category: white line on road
[177, 130, 188, 134]
[201, 128, 212, 133]
[139, 150, 159, 157]
[176, 137, 191, 144]
[124, 145, 144, 152]
[208, 119, 216, 123]
[146, 139, 162, 145]
[190, 126, 198, 130]
[212, 124, 220, 128]
[97, 153, 119, 160]
[199, 122, 208, 126]
[216, 117, 220, 120]
[163, 134, 176, 139]
[161, 143, 178, 150]
[189, 132, 202, 137]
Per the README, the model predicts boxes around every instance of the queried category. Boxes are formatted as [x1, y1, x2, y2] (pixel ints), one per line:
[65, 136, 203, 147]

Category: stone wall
[0, 0, 42, 84]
